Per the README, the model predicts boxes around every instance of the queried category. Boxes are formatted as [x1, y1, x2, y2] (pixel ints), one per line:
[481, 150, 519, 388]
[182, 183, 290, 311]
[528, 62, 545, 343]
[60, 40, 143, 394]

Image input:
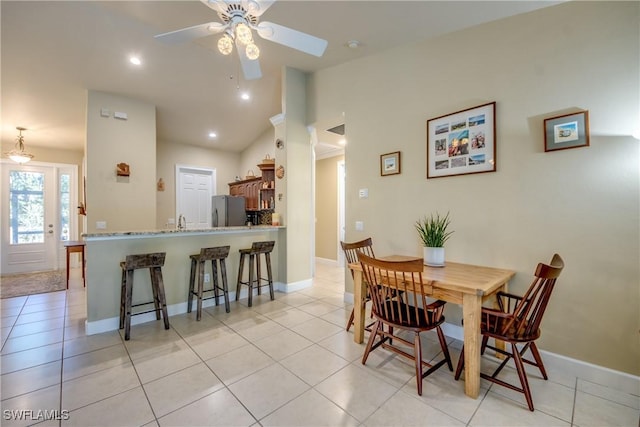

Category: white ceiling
[1, 1, 560, 156]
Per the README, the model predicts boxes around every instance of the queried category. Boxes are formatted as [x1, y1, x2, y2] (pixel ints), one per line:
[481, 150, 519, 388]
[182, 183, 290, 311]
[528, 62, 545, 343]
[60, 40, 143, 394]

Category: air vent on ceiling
[326, 124, 345, 135]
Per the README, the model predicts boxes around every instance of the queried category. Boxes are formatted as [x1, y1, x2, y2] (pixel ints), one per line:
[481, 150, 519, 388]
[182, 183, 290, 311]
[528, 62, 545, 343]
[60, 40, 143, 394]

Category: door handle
[48, 230, 54, 234]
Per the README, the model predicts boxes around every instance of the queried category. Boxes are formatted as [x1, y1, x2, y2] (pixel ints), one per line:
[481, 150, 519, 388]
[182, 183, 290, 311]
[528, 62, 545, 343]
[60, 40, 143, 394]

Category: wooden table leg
[493, 281, 508, 357]
[352, 268, 365, 344]
[66, 248, 71, 289]
[462, 293, 482, 398]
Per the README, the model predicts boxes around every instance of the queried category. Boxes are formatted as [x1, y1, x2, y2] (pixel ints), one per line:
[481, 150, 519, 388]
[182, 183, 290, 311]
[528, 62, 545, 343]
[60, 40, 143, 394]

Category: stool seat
[119, 252, 170, 340]
[236, 241, 275, 307]
[188, 246, 231, 319]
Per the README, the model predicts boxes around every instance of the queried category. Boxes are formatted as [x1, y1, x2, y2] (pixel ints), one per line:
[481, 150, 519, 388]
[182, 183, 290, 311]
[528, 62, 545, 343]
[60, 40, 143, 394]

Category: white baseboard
[341, 291, 639, 393]
[86, 280, 311, 335]
[440, 322, 639, 394]
[315, 257, 338, 266]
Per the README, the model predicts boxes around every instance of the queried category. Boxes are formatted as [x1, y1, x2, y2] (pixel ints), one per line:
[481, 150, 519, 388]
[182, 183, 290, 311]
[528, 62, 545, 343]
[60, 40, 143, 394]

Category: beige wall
[308, 1, 640, 375]
[283, 67, 313, 284]
[239, 127, 275, 178]
[315, 155, 343, 261]
[155, 140, 241, 228]
[86, 91, 156, 233]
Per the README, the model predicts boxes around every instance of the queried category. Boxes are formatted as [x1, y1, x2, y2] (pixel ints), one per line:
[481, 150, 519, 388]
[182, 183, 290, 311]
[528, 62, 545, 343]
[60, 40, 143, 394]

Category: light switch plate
[355, 221, 364, 231]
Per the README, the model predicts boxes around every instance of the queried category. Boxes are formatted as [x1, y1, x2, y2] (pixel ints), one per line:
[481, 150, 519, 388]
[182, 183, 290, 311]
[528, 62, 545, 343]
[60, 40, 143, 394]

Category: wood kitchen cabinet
[257, 162, 275, 210]
[228, 177, 261, 211]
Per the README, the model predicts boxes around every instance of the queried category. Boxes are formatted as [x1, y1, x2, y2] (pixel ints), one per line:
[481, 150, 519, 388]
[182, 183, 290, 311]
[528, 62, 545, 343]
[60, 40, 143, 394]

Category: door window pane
[60, 173, 70, 241]
[9, 171, 45, 244]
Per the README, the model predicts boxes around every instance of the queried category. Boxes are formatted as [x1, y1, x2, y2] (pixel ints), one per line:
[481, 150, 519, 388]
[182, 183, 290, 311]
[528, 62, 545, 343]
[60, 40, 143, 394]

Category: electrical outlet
[96, 221, 107, 229]
[167, 218, 175, 225]
[204, 273, 210, 283]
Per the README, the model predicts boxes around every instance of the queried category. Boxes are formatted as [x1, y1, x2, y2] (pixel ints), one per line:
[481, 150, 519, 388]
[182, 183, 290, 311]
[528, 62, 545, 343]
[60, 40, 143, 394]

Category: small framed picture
[380, 151, 401, 176]
[544, 110, 589, 152]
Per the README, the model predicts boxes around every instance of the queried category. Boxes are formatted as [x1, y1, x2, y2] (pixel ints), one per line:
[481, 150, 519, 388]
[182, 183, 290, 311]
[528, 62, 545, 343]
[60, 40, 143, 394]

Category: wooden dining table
[349, 255, 515, 399]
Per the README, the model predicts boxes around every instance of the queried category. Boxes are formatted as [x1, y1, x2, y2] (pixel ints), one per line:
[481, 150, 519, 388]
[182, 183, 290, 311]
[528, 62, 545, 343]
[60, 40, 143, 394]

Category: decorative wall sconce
[275, 138, 284, 149]
[157, 178, 165, 191]
[276, 165, 285, 179]
[116, 163, 130, 177]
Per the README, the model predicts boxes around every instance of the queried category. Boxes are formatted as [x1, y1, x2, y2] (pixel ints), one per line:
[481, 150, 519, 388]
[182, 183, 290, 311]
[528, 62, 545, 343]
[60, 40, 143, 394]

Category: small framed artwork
[426, 102, 496, 179]
[544, 110, 589, 152]
[380, 151, 401, 176]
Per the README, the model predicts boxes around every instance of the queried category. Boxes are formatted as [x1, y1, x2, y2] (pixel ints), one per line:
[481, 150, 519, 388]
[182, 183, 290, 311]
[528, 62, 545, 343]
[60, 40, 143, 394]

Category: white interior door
[176, 166, 214, 229]
[1, 163, 57, 274]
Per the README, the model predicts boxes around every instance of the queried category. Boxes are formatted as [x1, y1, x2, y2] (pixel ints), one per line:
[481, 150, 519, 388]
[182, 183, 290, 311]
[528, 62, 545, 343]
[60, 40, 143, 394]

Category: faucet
[177, 214, 186, 230]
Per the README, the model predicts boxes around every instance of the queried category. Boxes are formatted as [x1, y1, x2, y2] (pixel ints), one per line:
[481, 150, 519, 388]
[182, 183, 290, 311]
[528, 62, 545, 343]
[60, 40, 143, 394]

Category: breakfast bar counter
[83, 225, 285, 335]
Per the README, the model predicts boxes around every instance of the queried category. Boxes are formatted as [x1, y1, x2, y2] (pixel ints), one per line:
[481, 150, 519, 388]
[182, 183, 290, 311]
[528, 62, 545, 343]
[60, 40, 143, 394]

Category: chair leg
[196, 261, 205, 321]
[124, 269, 134, 341]
[235, 253, 245, 301]
[256, 254, 261, 296]
[436, 326, 454, 371]
[152, 266, 170, 330]
[265, 252, 274, 300]
[528, 342, 548, 380]
[149, 268, 161, 320]
[212, 259, 220, 306]
[247, 254, 255, 307]
[454, 346, 465, 380]
[512, 343, 535, 411]
[362, 320, 381, 365]
[187, 258, 196, 314]
[220, 258, 230, 313]
[345, 307, 355, 331]
[414, 332, 424, 396]
[119, 268, 126, 330]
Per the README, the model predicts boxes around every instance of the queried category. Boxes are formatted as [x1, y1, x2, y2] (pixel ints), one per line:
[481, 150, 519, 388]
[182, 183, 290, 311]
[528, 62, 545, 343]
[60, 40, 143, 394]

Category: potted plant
[415, 211, 453, 267]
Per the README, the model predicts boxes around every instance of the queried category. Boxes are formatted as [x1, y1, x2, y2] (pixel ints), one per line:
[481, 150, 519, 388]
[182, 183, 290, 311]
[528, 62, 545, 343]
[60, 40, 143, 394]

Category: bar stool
[235, 241, 275, 307]
[119, 252, 170, 341]
[187, 246, 231, 320]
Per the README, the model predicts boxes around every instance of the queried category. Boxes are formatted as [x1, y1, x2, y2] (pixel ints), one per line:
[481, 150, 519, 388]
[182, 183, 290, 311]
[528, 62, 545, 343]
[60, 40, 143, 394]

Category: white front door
[1, 163, 58, 274]
[176, 166, 215, 229]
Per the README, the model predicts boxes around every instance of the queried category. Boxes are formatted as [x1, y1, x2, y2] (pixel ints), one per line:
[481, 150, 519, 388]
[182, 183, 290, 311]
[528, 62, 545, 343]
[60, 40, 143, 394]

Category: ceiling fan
[154, 0, 328, 80]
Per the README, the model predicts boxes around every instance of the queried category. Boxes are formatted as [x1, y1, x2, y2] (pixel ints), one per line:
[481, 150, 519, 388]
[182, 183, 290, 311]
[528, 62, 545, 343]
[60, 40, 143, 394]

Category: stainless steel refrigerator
[211, 195, 246, 227]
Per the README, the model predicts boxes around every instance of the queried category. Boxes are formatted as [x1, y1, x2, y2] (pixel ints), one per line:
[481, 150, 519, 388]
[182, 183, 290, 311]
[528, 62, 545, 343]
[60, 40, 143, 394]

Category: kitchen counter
[83, 225, 286, 335]
[83, 225, 284, 240]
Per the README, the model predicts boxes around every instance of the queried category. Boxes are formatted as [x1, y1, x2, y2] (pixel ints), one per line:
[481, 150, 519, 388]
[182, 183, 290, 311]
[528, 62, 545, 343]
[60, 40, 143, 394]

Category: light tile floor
[1, 262, 638, 426]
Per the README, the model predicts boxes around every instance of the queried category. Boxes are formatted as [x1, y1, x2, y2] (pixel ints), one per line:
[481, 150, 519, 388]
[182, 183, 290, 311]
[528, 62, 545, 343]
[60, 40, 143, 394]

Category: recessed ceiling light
[129, 56, 142, 66]
[208, 132, 217, 138]
[240, 92, 250, 101]
[346, 40, 360, 49]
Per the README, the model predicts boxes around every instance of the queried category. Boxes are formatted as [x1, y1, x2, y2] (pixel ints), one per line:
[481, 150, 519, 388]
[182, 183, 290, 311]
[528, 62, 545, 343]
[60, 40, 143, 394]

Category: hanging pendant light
[6, 127, 34, 164]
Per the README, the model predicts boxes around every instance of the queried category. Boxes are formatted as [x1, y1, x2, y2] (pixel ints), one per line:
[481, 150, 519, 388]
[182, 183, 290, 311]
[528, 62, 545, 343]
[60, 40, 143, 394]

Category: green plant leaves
[415, 211, 453, 247]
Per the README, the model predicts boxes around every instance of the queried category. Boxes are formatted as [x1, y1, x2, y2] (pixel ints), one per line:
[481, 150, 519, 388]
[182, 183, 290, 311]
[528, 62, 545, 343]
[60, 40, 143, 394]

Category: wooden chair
[341, 238, 375, 331]
[454, 254, 565, 411]
[358, 253, 453, 396]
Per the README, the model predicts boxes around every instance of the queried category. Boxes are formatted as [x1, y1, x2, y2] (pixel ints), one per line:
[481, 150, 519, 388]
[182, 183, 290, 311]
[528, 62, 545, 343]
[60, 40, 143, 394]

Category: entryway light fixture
[6, 127, 34, 164]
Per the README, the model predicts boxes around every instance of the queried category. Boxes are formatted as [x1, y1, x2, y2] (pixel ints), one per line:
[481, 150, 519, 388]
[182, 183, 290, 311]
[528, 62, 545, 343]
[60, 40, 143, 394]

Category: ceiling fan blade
[256, 21, 327, 57]
[236, 40, 262, 80]
[155, 22, 227, 44]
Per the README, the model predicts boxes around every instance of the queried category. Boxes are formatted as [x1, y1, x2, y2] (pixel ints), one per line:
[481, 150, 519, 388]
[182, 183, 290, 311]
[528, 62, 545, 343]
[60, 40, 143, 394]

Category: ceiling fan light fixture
[235, 23, 253, 44]
[245, 43, 260, 60]
[218, 34, 234, 55]
[6, 127, 34, 164]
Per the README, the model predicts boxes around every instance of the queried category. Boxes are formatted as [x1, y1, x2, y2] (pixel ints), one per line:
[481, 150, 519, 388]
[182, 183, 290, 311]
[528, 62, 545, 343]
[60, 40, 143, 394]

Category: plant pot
[423, 247, 445, 267]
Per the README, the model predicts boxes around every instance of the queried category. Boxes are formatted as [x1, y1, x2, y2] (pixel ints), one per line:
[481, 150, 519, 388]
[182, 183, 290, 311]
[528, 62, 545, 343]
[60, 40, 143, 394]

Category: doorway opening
[1, 161, 78, 274]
